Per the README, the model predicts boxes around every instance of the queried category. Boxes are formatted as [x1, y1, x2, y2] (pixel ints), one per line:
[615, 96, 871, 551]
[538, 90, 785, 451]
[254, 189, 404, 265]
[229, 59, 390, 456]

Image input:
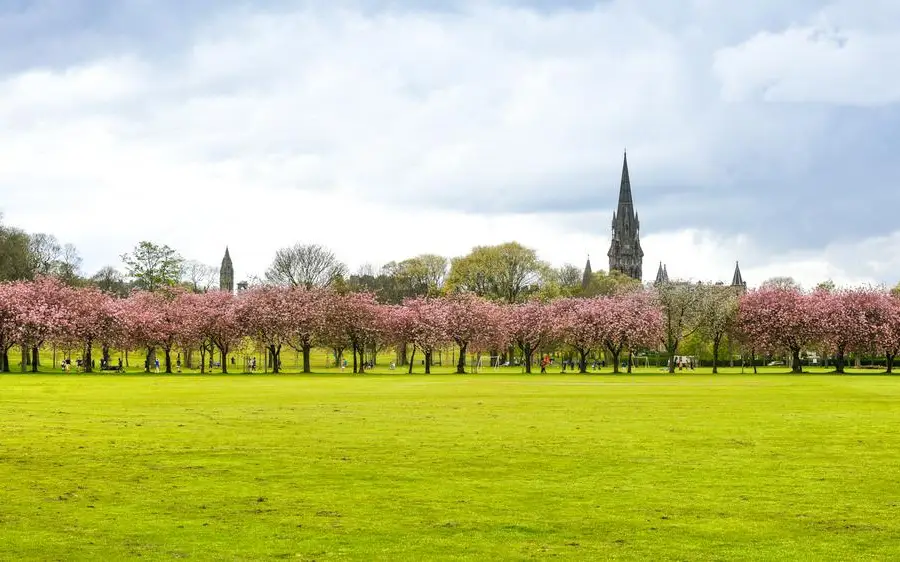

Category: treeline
[3, 215, 900, 375]
[2, 275, 900, 376]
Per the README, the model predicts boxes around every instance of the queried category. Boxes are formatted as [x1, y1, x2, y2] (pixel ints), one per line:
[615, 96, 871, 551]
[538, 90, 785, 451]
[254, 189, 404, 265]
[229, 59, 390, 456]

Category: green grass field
[2, 373, 899, 560]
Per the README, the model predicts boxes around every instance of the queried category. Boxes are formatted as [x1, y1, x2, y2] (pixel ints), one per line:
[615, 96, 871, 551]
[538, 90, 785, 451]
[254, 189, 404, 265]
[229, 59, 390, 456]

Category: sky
[1, 0, 899, 289]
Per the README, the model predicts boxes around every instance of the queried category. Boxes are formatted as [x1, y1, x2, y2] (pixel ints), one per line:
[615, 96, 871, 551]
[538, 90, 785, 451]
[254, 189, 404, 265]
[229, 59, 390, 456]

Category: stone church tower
[607, 152, 644, 280]
[220, 247, 234, 293]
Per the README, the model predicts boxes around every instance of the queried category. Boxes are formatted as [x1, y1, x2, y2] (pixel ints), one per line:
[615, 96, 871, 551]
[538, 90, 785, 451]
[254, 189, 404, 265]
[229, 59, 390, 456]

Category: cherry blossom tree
[196, 290, 243, 374]
[319, 291, 381, 373]
[602, 291, 663, 374]
[8, 277, 69, 372]
[121, 289, 191, 373]
[285, 287, 327, 373]
[506, 300, 554, 373]
[815, 287, 887, 373]
[737, 286, 821, 373]
[0, 283, 17, 372]
[235, 286, 293, 373]
[399, 297, 449, 374]
[443, 294, 497, 374]
[876, 292, 900, 374]
[59, 286, 121, 373]
[553, 297, 604, 373]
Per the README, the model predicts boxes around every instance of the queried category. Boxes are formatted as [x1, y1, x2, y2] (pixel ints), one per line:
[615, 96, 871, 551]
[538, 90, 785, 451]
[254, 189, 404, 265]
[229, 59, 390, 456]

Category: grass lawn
[2, 373, 899, 560]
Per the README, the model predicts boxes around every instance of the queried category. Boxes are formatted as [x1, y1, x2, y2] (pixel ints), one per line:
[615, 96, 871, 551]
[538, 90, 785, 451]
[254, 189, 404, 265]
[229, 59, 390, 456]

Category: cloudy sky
[1, 0, 899, 289]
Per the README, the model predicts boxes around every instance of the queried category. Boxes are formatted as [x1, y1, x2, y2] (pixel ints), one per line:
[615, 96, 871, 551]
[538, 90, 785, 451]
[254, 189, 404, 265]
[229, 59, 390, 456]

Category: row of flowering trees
[2, 277, 900, 374]
[738, 285, 900, 373]
[0, 277, 664, 374]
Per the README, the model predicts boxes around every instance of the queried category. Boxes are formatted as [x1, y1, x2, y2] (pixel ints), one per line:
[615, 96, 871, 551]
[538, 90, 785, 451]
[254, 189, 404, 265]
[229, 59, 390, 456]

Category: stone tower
[607, 152, 644, 280]
[220, 247, 234, 293]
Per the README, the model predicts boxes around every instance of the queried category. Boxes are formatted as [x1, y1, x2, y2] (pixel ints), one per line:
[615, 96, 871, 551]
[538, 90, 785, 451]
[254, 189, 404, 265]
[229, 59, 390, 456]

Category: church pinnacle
[582, 255, 593, 289]
[607, 152, 644, 280]
[731, 261, 746, 289]
[220, 247, 234, 293]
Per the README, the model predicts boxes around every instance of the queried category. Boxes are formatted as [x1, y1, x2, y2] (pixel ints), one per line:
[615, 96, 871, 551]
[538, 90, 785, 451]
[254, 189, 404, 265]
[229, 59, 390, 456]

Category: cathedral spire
[731, 261, 745, 288]
[582, 255, 593, 290]
[220, 247, 234, 293]
[617, 151, 633, 213]
[607, 151, 643, 280]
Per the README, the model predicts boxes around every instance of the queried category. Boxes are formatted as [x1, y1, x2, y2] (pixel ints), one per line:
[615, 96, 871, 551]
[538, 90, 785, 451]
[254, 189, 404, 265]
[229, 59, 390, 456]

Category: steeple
[220, 247, 234, 293]
[731, 261, 745, 289]
[607, 151, 643, 280]
[582, 255, 593, 290]
[654, 262, 669, 285]
[617, 151, 633, 209]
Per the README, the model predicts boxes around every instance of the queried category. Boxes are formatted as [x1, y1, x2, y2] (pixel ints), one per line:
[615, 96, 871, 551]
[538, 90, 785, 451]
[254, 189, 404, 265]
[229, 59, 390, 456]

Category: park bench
[100, 364, 123, 372]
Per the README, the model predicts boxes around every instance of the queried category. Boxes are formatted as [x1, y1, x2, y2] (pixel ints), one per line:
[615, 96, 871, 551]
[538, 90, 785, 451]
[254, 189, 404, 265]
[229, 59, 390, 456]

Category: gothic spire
[607, 151, 643, 280]
[220, 247, 234, 293]
[616, 151, 634, 215]
[731, 261, 745, 288]
[654, 262, 668, 285]
[582, 255, 593, 290]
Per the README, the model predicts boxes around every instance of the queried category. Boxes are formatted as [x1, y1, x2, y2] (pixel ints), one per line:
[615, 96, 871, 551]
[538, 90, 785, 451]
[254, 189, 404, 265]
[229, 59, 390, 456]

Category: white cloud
[714, 24, 900, 106]
[0, 0, 898, 288]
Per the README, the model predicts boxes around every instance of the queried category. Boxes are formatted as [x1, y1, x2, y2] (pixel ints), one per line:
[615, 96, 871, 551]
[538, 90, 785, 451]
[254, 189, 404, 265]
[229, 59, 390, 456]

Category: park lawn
[1, 374, 899, 560]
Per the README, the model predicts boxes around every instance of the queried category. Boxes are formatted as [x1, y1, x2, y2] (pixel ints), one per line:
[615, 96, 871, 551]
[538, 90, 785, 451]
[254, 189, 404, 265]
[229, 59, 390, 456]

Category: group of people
[540, 356, 609, 373]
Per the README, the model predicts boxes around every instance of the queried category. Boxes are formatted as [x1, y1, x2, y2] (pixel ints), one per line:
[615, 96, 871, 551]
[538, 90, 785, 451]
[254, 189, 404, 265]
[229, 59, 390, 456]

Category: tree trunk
[398, 342, 408, 366]
[302, 343, 312, 373]
[357, 344, 366, 374]
[607, 345, 621, 374]
[31, 345, 39, 373]
[199, 346, 206, 374]
[667, 342, 678, 373]
[835, 346, 846, 374]
[712, 336, 721, 374]
[21, 345, 28, 373]
[456, 342, 467, 374]
[145, 347, 154, 373]
[425, 350, 432, 374]
[165, 347, 172, 374]
[791, 346, 802, 373]
[522, 345, 533, 374]
[269, 344, 281, 374]
[0, 341, 8, 372]
[752, 349, 757, 374]
[408, 345, 416, 374]
[627, 351, 633, 374]
[84, 340, 94, 373]
[578, 349, 588, 373]
[886, 353, 895, 374]
[219, 345, 228, 374]
[101, 345, 110, 366]
[352, 343, 359, 374]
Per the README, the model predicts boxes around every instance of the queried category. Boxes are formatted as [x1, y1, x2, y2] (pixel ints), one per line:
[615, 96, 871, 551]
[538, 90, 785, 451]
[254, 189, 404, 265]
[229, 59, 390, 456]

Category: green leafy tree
[582, 269, 642, 297]
[121, 241, 184, 292]
[0, 223, 34, 281]
[447, 242, 549, 303]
